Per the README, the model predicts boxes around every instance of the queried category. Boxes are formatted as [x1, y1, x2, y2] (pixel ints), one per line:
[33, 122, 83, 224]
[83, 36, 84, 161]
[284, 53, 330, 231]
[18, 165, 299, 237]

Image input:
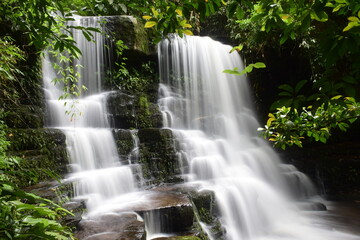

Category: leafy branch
[259, 96, 360, 149]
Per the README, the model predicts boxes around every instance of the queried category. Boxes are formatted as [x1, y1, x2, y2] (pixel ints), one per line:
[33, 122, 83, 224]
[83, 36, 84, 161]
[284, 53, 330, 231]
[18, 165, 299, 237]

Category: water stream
[157, 35, 360, 240]
[42, 15, 359, 239]
[42, 16, 137, 213]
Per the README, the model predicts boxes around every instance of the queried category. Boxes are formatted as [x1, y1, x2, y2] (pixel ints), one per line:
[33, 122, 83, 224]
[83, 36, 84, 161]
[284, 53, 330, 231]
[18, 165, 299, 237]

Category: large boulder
[104, 15, 150, 56]
[138, 128, 182, 184]
[107, 91, 162, 129]
[112, 129, 137, 162]
[75, 212, 145, 240]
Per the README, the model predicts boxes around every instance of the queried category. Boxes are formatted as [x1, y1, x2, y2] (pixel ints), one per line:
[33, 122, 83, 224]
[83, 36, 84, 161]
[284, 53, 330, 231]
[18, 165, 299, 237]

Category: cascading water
[42, 16, 137, 213]
[157, 35, 360, 240]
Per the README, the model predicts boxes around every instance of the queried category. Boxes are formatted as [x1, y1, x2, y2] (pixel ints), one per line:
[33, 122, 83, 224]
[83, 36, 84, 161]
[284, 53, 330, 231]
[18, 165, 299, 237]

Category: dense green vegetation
[142, 0, 360, 148]
[1, 0, 359, 237]
[0, 1, 86, 238]
[0, 117, 75, 239]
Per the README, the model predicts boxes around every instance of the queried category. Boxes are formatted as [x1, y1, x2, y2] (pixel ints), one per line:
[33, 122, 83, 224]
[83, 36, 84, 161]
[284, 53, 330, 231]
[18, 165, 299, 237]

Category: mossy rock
[105, 15, 150, 56]
[191, 190, 217, 224]
[153, 236, 201, 240]
[7, 128, 68, 186]
[107, 91, 136, 129]
[138, 128, 182, 184]
[4, 105, 44, 129]
[113, 129, 136, 160]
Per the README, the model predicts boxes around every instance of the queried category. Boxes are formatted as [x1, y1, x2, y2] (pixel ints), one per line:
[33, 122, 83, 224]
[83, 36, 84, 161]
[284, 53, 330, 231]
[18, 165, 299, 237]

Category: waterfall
[42, 16, 137, 213]
[157, 35, 360, 240]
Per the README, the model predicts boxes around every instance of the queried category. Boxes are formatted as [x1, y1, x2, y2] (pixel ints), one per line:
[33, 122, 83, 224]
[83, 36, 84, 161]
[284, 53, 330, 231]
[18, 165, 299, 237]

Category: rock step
[134, 191, 194, 233]
[75, 212, 145, 240]
[152, 236, 201, 240]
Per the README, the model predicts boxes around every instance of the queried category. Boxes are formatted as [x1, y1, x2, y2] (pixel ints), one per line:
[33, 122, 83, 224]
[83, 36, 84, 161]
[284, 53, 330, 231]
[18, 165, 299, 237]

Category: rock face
[7, 128, 68, 185]
[4, 105, 44, 129]
[138, 128, 182, 184]
[107, 91, 162, 129]
[105, 15, 150, 56]
[282, 141, 360, 199]
[134, 191, 195, 233]
[75, 212, 146, 240]
[113, 129, 136, 161]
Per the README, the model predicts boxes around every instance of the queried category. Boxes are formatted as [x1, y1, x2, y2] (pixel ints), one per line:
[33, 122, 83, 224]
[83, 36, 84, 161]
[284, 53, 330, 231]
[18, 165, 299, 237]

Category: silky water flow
[42, 16, 138, 214]
[157, 35, 360, 240]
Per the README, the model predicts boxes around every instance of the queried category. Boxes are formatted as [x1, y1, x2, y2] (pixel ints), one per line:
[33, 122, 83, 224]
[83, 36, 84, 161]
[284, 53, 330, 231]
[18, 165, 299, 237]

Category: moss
[138, 128, 182, 184]
[4, 105, 44, 129]
[134, 95, 162, 129]
[113, 129, 135, 158]
[6, 128, 68, 187]
[161, 237, 201, 240]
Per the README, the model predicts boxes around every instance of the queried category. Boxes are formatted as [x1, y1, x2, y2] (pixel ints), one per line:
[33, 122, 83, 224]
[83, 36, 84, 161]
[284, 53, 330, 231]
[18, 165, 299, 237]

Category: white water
[42, 16, 137, 213]
[157, 35, 360, 240]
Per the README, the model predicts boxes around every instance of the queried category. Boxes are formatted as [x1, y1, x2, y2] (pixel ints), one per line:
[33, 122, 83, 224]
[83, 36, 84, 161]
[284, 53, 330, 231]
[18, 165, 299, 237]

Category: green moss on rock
[113, 129, 136, 161]
[138, 128, 181, 184]
[7, 128, 68, 186]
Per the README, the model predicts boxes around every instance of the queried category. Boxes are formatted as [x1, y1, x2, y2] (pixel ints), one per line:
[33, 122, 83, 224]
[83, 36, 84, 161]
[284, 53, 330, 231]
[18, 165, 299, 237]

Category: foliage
[219, 0, 360, 148]
[0, 118, 75, 239]
[110, 40, 155, 92]
[0, 37, 25, 106]
[259, 96, 360, 149]
[139, 0, 224, 42]
[0, 0, 101, 102]
[270, 80, 308, 110]
[63, 0, 129, 16]
[223, 62, 266, 76]
[136, 0, 360, 147]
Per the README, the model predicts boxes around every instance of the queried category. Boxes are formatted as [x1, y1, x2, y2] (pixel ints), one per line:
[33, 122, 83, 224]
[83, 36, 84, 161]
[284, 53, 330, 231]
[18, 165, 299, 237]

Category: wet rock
[113, 129, 136, 161]
[134, 191, 194, 233]
[298, 201, 327, 211]
[191, 190, 217, 224]
[107, 91, 162, 129]
[152, 236, 201, 240]
[138, 128, 182, 184]
[62, 200, 86, 228]
[4, 105, 44, 129]
[75, 212, 145, 240]
[282, 141, 360, 199]
[6, 128, 68, 184]
[154, 185, 225, 240]
[104, 15, 150, 56]
[23, 181, 60, 201]
[107, 91, 136, 129]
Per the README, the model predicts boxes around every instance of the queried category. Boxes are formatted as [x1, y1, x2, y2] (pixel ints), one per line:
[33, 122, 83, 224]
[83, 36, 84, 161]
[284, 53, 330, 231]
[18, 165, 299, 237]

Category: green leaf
[278, 92, 293, 97]
[311, 10, 328, 22]
[223, 68, 242, 75]
[331, 95, 343, 100]
[230, 44, 243, 53]
[333, 4, 345, 12]
[182, 29, 194, 35]
[270, 98, 293, 110]
[335, 0, 348, 3]
[343, 76, 357, 84]
[348, 16, 359, 22]
[145, 21, 157, 28]
[253, 62, 266, 68]
[175, 9, 183, 16]
[142, 15, 152, 20]
[278, 84, 293, 93]
[280, 34, 288, 45]
[343, 21, 358, 31]
[295, 80, 307, 94]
